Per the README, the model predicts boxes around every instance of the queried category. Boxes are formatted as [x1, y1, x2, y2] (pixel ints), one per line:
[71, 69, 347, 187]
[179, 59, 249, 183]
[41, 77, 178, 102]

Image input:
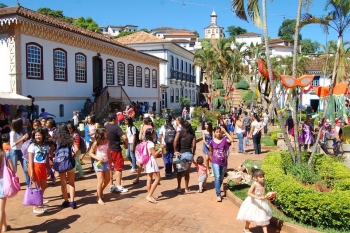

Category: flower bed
[262, 151, 350, 231]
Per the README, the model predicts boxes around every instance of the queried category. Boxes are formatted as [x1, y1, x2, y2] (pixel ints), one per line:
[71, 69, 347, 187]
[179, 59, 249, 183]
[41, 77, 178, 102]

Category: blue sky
[2, 0, 348, 46]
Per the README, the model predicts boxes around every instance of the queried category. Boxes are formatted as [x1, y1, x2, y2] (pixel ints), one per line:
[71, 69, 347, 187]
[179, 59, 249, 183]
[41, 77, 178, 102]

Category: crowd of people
[5, 101, 342, 233]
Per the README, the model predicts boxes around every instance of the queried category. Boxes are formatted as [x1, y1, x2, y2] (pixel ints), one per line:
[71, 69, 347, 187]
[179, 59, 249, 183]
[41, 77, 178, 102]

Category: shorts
[198, 174, 207, 184]
[176, 152, 193, 163]
[93, 161, 110, 172]
[110, 150, 124, 171]
[28, 163, 47, 181]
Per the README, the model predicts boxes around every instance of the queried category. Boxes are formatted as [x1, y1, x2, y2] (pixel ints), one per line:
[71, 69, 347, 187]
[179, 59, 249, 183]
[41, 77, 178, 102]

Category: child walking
[89, 128, 112, 205]
[237, 167, 272, 233]
[192, 156, 207, 193]
[28, 128, 50, 214]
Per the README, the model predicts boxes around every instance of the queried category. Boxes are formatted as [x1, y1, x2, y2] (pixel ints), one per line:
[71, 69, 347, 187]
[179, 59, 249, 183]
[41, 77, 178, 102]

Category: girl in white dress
[144, 128, 162, 204]
[237, 167, 272, 233]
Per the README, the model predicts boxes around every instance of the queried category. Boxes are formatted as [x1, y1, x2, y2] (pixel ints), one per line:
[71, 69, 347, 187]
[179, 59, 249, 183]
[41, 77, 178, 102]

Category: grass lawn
[260, 137, 276, 146]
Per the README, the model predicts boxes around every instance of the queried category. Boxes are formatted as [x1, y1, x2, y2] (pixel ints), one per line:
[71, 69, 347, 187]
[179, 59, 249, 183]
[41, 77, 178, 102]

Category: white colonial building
[204, 11, 225, 39]
[0, 6, 163, 122]
[116, 31, 199, 111]
[100, 25, 138, 37]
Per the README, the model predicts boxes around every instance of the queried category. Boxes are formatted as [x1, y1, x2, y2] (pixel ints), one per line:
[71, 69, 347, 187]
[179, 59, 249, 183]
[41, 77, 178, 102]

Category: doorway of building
[92, 56, 103, 95]
[310, 99, 319, 113]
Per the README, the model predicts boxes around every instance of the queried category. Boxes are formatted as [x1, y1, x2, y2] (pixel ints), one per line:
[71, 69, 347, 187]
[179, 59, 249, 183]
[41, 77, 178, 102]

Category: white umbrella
[0, 92, 32, 105]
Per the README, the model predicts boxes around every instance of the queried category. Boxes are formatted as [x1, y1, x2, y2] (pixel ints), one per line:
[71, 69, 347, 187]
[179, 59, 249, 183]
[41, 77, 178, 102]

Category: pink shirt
[194, 163, 207, 176]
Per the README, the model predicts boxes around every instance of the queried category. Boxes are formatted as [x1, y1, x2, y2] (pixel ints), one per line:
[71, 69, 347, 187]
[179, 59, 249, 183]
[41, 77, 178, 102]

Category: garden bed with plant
[229, 151, 350, 233]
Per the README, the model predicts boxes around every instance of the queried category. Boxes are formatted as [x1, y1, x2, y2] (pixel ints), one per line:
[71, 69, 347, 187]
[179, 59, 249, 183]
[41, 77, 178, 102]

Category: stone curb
[226, 190, 321, 233]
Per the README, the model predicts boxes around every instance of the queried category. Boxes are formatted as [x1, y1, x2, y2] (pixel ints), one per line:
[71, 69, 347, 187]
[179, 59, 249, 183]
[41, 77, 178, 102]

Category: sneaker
[115, 186, 129, 193]
[69, 202, 77, 209]
[62, 200, 70, 208]
[109, 184, 117, 193]
[129, 168, 136, 174]
[216, 196, 222, 202]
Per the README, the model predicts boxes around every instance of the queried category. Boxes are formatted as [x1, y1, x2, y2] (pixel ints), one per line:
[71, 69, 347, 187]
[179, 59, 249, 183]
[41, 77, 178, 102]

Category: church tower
[204, 10, 224, 39]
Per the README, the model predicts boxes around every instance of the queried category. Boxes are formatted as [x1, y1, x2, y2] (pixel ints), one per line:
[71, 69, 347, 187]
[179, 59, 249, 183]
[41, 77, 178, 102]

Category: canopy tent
[0, 92, 32, 106]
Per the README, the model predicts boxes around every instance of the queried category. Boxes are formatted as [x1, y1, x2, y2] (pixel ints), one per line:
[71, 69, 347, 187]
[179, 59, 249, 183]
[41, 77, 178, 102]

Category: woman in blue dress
[202, 121, 213, 176]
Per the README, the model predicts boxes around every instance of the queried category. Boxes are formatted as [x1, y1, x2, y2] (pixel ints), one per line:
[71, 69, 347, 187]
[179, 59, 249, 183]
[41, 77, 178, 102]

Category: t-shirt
[141, 124, 153, 139]
[262, 113, 270, 124]
[39, 112, 49, 118]
[126, 126, 137, 143]
[105, 123, 125, 151]
[179, 131, 195, 153]
[73, 115, 79, 126]
[243, 116, 251, 127]
[10, 131, 23, 150]
[252, 120, 263, 135]
[194, 163, 207, 176]
[209, 137, 230, 167]
[28, 143, 49, 163]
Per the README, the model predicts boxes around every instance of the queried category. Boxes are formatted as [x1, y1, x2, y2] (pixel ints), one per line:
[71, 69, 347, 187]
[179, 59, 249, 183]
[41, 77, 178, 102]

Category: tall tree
[0, 3, 8, 8]
[37, 7, 74, 23]
[231, 0, 297, 161]
[278, 19, 302, 42]
[302, 0, 350, 165]
[73, 17, 101, 33]
[226, 26, 247, 37]
[300, 38, 320, 54]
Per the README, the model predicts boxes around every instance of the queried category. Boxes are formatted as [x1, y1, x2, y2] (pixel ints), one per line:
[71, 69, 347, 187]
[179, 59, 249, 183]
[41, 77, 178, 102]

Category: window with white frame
[27, 43, 43, 79]
[181, 60, 183, 71]
[136, 66, 142, 87]
[170, 88, 174, 103]
[106, 59, 114, 85]
[152, 69, 157, 88]
[175, 88, 179, 103]
[189, 90, 191, 101]
[185, 89, 188, 98]
[171, 56, 174, 69]
[117, 62, 125, 86]
[128, 64, 134, 86]
[75, 53, 86, 82]
[145, 68, 150, 88]
[176, 58, 179, 70]
[53, 49, 67, 81]
[193, 91, 195, 102]
[185, 62, 187, 73]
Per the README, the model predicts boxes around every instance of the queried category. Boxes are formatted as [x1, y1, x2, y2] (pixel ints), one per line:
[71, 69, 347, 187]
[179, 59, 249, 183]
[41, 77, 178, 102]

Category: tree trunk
[292, 0, 303, 164]
[262, 0, 296, 162]
[308, 35, 342, 166]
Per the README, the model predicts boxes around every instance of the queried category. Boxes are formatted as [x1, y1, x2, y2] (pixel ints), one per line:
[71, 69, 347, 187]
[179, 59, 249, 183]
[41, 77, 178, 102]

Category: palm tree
[193, 47, 216, 108]
[231, 0, 297, 162]
[301, 0, 350, 165]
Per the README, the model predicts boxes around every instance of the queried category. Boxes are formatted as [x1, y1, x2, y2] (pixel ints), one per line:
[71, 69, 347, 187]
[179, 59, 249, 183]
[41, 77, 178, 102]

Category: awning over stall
[0, 92, 32, 105]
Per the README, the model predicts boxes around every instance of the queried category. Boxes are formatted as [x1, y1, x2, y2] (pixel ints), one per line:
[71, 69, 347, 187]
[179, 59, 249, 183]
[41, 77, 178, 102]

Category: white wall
[235, 36, 262, 51]
[20, 35, 160, 121]
[271, 47, 293, 57]
[0, 34, 11, 92]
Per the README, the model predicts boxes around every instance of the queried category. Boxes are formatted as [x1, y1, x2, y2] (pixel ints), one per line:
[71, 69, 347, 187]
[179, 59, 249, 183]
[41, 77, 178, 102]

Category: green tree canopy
[226, 26, 247, 37]
[112, 31, 135, 38]
[0, 3, 8, 8]
[278, 19, 302, 42]
[73, 17, 101, 33]
[37, 7, 74, 23]
[139, 28, 149, 33]
[300, 38, 320, 54]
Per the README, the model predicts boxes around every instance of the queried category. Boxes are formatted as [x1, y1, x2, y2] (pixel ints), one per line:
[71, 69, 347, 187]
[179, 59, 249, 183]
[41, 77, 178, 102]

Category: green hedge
[267, 128, 282, 145]
[262, 151, 350, 230]
[236, 79, 250, 90]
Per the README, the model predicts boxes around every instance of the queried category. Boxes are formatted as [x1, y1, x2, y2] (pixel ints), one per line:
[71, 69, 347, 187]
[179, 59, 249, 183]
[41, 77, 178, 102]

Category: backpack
[131, 126, 141, 145]
[164, 126, 176, 144]
[53, 145, 76, 173]
[79, 136, 87, 153]
[135, 141, 150, 165]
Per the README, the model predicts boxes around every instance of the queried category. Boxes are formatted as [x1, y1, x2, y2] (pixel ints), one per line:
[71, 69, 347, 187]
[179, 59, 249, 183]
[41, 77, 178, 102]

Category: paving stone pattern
[7, 128, 285, 233]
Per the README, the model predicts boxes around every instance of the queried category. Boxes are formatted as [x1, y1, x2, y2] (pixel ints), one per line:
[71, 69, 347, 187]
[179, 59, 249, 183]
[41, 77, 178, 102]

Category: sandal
[132, 179, 140, 184]
[174, 188, 182, 193]
[97, 199, 106, 205]
[185, 189, 191, 194]
[152, 195, 159, 200]
[146, 196, 158, 204]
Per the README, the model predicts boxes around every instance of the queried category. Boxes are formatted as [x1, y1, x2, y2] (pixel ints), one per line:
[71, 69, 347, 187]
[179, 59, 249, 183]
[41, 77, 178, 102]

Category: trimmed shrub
[236, 79, 250, 90]
[262, 151, 350, 231]
[242, 90, 254, 102]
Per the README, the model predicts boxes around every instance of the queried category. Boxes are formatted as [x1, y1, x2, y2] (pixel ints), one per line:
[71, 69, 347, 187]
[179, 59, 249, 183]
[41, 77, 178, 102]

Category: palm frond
[247, 0, 263, 28]
[300, 13, 330, 27]
[231, 0, 249, 22]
